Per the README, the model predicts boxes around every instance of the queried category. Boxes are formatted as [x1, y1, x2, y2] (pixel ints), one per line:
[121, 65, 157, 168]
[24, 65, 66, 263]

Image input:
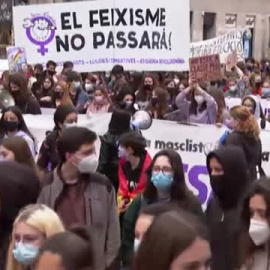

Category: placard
[190, 28, 244, 63]
[189, 54, 221, 82]
[13, 0, 190, 72]
[6, 47, 27, 73]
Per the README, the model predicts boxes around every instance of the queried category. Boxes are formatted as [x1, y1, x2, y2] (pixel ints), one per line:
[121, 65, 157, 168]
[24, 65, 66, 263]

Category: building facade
[1, 0, 270, 60]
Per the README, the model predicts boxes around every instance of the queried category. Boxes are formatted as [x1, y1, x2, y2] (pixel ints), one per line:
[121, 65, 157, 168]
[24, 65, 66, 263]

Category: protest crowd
[1, 1, 270, 270]
[0, 55, 270, 270]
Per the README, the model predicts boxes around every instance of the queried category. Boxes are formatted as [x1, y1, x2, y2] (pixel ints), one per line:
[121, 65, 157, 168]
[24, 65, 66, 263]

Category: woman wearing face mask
[242, 95, 266, 129]
[0, 137, 38, 174]
[164, 78, 178, 110]
[86, 86, 111, 114]
[238, 179, 270, 270]
[6, 204, 65, 270]
[51, 82, 73, 108]
[66, 71, 89, 113]
[175, 79, 217, 124]
[206, 146, 250, 270]
[8, 73, 41, 115]
[136, 73, 157, 110]
[114, 87, 137, 115]
[37, 76, 54, 108]
[224, 106, 263, 180]
[146, 87, 172, 120]
[122, 149, 204, 267]
[37, 104, 78, 173]
[134, 210, 211, 270]
[225, 77, 240, 98]
[0, 106, 36, 157]
[262, 80, 270, 99]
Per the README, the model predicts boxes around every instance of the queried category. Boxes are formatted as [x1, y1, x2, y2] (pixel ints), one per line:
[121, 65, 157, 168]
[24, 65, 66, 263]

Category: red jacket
[118, 152, 152, 201]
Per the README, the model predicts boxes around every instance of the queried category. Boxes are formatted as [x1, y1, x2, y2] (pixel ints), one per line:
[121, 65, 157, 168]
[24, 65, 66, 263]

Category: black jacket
[16, 95, 42, 115]
[0, 162, 40, 269]
[225, 131, 262, 181]
[206, 147, 250, 270]
[98, 132, 120, 191]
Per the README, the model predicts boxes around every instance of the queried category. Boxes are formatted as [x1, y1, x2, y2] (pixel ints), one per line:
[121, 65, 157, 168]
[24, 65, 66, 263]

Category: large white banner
[13, 0, 190, 72]
[24, 113, 270, 209]
[190, 29, 244, 64]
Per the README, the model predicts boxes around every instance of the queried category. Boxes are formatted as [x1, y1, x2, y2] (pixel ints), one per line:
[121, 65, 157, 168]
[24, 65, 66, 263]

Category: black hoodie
[0, 162, 40, 269]
[206, 146, 249, 270]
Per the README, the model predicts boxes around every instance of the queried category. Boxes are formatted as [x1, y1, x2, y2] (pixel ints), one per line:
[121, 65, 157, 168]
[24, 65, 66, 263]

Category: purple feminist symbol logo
[23, 14, 56, 56]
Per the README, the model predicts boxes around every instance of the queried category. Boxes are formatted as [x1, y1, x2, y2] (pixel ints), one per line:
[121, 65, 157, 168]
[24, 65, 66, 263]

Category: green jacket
[121, 192, 205, 266]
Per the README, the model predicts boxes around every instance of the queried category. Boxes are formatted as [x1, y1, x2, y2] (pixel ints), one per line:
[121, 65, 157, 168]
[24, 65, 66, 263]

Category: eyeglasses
[152, 166, 173, 176]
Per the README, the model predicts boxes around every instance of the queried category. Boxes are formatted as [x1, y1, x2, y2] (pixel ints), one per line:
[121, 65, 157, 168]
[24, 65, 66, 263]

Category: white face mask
[134, 238, 141, 252]
[230, 85, 237, 92]
[85, 83, 93, 92]
[249, 219, 270, 246]
[64, 122, 77, 129]
[77, 155, 98, 174]
[174, 78, 180, 85]
[194, 95, 205, 105]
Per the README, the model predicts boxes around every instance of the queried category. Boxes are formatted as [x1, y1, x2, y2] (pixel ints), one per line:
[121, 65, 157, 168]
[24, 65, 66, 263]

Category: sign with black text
[13, 0, 190, 72]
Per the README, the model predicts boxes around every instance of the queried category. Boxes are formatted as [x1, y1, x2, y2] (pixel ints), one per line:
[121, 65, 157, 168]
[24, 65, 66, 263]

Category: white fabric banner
[190, 29, 244, 64]
[23, 113, 270, 209]
[13, 0, 190, 72]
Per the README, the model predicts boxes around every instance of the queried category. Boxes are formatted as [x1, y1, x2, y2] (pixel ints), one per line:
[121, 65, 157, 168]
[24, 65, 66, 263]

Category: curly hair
[230, 105, 260, 140]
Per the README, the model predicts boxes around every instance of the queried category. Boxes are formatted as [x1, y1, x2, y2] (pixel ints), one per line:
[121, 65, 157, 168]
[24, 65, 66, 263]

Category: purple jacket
[175, 91, 217, 124]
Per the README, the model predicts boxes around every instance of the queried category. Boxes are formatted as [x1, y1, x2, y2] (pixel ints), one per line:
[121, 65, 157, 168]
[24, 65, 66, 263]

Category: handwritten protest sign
[6, 47, 27, 73]
[13, 0, 190, 72]
[190, 29, 244, 64]
[189, 54, 221, 82]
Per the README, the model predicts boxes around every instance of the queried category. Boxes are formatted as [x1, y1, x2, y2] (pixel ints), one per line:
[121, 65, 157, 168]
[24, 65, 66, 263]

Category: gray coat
[38, 168, 121, 270]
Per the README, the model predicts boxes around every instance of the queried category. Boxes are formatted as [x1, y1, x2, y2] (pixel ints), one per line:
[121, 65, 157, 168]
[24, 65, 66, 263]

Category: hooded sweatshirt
[0, 162, 40, 269]
[206, 146, 249, 270]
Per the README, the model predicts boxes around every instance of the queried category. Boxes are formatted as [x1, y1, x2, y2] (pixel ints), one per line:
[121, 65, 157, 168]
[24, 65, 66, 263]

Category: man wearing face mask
[206, 146, 250, 270]
[38, 127, 120, 270]
[66, 71, 89, 113]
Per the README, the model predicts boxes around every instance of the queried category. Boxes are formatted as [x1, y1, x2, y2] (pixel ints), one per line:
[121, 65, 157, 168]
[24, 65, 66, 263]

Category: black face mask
[3, 120, 19, 132]
[54, 91, 63, 99]
[151, 97, 159, 107]
[210, 175, 227, 202]
[48, 70, 55, 76]
[144, 84, 152, 91]
[255, 82, 261, 89]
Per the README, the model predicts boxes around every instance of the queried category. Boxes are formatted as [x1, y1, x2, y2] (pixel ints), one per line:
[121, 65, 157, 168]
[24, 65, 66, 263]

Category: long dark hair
[40, 75, 54, 97]
[0, 106, 35, 142]
[136, 73, 157, 102]
[108, 109, 131, 135]
[238, 178, 270, 268]
[144, 149, 188, 203]
[134, 210, 209, 270]
[8, 73, 31, 107]
[189, 89, 207, 116]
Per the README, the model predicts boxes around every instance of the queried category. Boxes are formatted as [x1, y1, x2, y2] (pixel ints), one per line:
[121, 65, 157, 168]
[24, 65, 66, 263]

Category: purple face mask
[225, 119, 232, 129]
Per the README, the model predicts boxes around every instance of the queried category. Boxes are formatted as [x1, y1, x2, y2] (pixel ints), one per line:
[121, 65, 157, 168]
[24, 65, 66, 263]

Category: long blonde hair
[6, 204, 65, 270]
[230, 105, 260, 140]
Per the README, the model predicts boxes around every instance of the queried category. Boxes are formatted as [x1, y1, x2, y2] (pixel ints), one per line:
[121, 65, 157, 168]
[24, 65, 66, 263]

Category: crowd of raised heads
[0, 59, 270, 270]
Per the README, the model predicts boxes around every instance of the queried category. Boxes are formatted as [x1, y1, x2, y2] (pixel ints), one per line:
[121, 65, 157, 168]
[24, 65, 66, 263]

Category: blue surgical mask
[263, 88, 270, 96]
[13, 242, 39, 265]
[74, 81, 81, 89]
[151, 172, 173, 191]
